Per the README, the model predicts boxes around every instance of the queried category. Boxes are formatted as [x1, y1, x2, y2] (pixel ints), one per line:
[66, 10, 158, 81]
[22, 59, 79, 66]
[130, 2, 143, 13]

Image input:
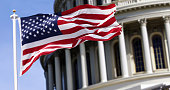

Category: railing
[114, 0, 164, 7]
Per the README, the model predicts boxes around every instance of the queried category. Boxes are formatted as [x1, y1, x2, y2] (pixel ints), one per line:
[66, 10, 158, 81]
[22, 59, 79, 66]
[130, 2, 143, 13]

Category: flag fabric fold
[19, 3, 122, 75]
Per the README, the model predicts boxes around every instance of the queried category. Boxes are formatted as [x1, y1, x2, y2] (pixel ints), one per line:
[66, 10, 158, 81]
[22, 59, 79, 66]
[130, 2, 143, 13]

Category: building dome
[41, 0, 170, 90]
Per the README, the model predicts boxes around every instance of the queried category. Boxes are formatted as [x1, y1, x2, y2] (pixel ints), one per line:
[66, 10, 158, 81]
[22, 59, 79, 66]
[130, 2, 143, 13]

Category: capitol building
[40, 0, 170, 90]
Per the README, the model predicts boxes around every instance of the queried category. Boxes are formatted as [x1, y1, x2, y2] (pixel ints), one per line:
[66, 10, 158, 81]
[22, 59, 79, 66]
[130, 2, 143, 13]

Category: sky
[0, 0, 55, 90]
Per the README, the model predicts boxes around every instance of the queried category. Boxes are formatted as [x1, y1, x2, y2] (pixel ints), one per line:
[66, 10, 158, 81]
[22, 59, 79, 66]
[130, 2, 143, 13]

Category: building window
[96, 0, 102, 5]
[72, 58, 82, 89]
[113, 42, 122, 77]
[152, 35, 166, 69]
[84, 0, 88, 4]
[73, 0, 76, 7]
[86, 52, 92, 85]
[132, 38, 145, 72]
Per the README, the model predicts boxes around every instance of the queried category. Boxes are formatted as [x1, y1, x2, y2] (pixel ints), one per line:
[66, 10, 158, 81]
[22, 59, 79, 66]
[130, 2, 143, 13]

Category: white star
[54, 30, 57, 32]
[41, 33, 44, 35]
[45, 26, 48, 28]
[25, 26, 27, 28]
[26, 36, 29, 39]
[52, 23, 54, 27]
[33, 29, 36, 31]
[29, 19, 32, 21]
[36, 22, 39, 24]
[22, 24, 24, 27]
[43, 15, 45, 18]
[40, 19, 42, 21]
[36, 17, 39, 20]
[49, 28, 52, 31]
[29, 32, 32, 35]
[22, 20, 25, 22]
[46, 17, 49, 19]
[31, 24, 34, 26]
[34, 34, 37, 37]
[30, 28, 32, 30]
[43, 30, 45, 32]
[33, 20, 35, 23]
[26, 30, 28, 33]
[28, 22, 31, 24]
[37, 31, 39, 34]
[47, 31, 50, 33]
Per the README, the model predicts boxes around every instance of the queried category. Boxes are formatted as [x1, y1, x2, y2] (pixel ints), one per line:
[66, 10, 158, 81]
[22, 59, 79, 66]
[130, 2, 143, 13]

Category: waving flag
[19, 3, 122, 75]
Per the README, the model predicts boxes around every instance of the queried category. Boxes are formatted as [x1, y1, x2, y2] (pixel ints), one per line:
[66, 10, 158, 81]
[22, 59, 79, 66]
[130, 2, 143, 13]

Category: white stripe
[62, 7, 116, 18]
[22, 44, 72, 60]
[97, 22, 120, 33]
[58, 23, 94, 30]
[58, 17, 103, 23]
[73, 39, 82, 47]
[87, 32, 116, 40]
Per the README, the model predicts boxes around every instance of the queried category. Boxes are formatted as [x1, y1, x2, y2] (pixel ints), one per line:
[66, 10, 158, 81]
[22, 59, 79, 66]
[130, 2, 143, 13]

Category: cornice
[116, 0, 170, 14]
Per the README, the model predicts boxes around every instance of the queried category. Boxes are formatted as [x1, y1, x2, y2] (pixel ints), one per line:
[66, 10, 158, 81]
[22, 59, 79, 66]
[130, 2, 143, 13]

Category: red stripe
[57, 19, 99, 26]
[62, 4, 116, 15]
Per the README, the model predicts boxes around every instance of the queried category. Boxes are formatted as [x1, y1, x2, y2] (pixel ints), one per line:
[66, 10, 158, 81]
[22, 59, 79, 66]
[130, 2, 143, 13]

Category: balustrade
[113, 0, 163, 7]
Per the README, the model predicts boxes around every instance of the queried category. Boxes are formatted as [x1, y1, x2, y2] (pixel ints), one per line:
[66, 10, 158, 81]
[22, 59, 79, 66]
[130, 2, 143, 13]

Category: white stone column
[88, 0, 95, 5]
[98, 41, 107, 82]
[163, 16, 170, 59]
[139, 19, 153, 74]
[79, 43, 88, 88]
[54, 53, 62, 90]
[65, 49, 73, 90]
[103, 0, 111, 4]
[118, 24, 129, 78]
[66, 0, 72, 9]
[107, 0, 112, 3]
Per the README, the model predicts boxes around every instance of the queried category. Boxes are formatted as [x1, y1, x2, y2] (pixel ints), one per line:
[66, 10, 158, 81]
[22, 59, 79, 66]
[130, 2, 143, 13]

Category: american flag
[19, 4, 122, 75]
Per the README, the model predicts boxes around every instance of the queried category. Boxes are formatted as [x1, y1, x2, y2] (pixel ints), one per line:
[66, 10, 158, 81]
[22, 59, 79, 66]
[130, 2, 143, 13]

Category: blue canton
[21, 13, 62, 45]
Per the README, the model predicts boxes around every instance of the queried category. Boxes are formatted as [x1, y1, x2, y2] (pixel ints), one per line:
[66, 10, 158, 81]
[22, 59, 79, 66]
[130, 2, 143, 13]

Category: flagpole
[10, 10, 18, 90]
